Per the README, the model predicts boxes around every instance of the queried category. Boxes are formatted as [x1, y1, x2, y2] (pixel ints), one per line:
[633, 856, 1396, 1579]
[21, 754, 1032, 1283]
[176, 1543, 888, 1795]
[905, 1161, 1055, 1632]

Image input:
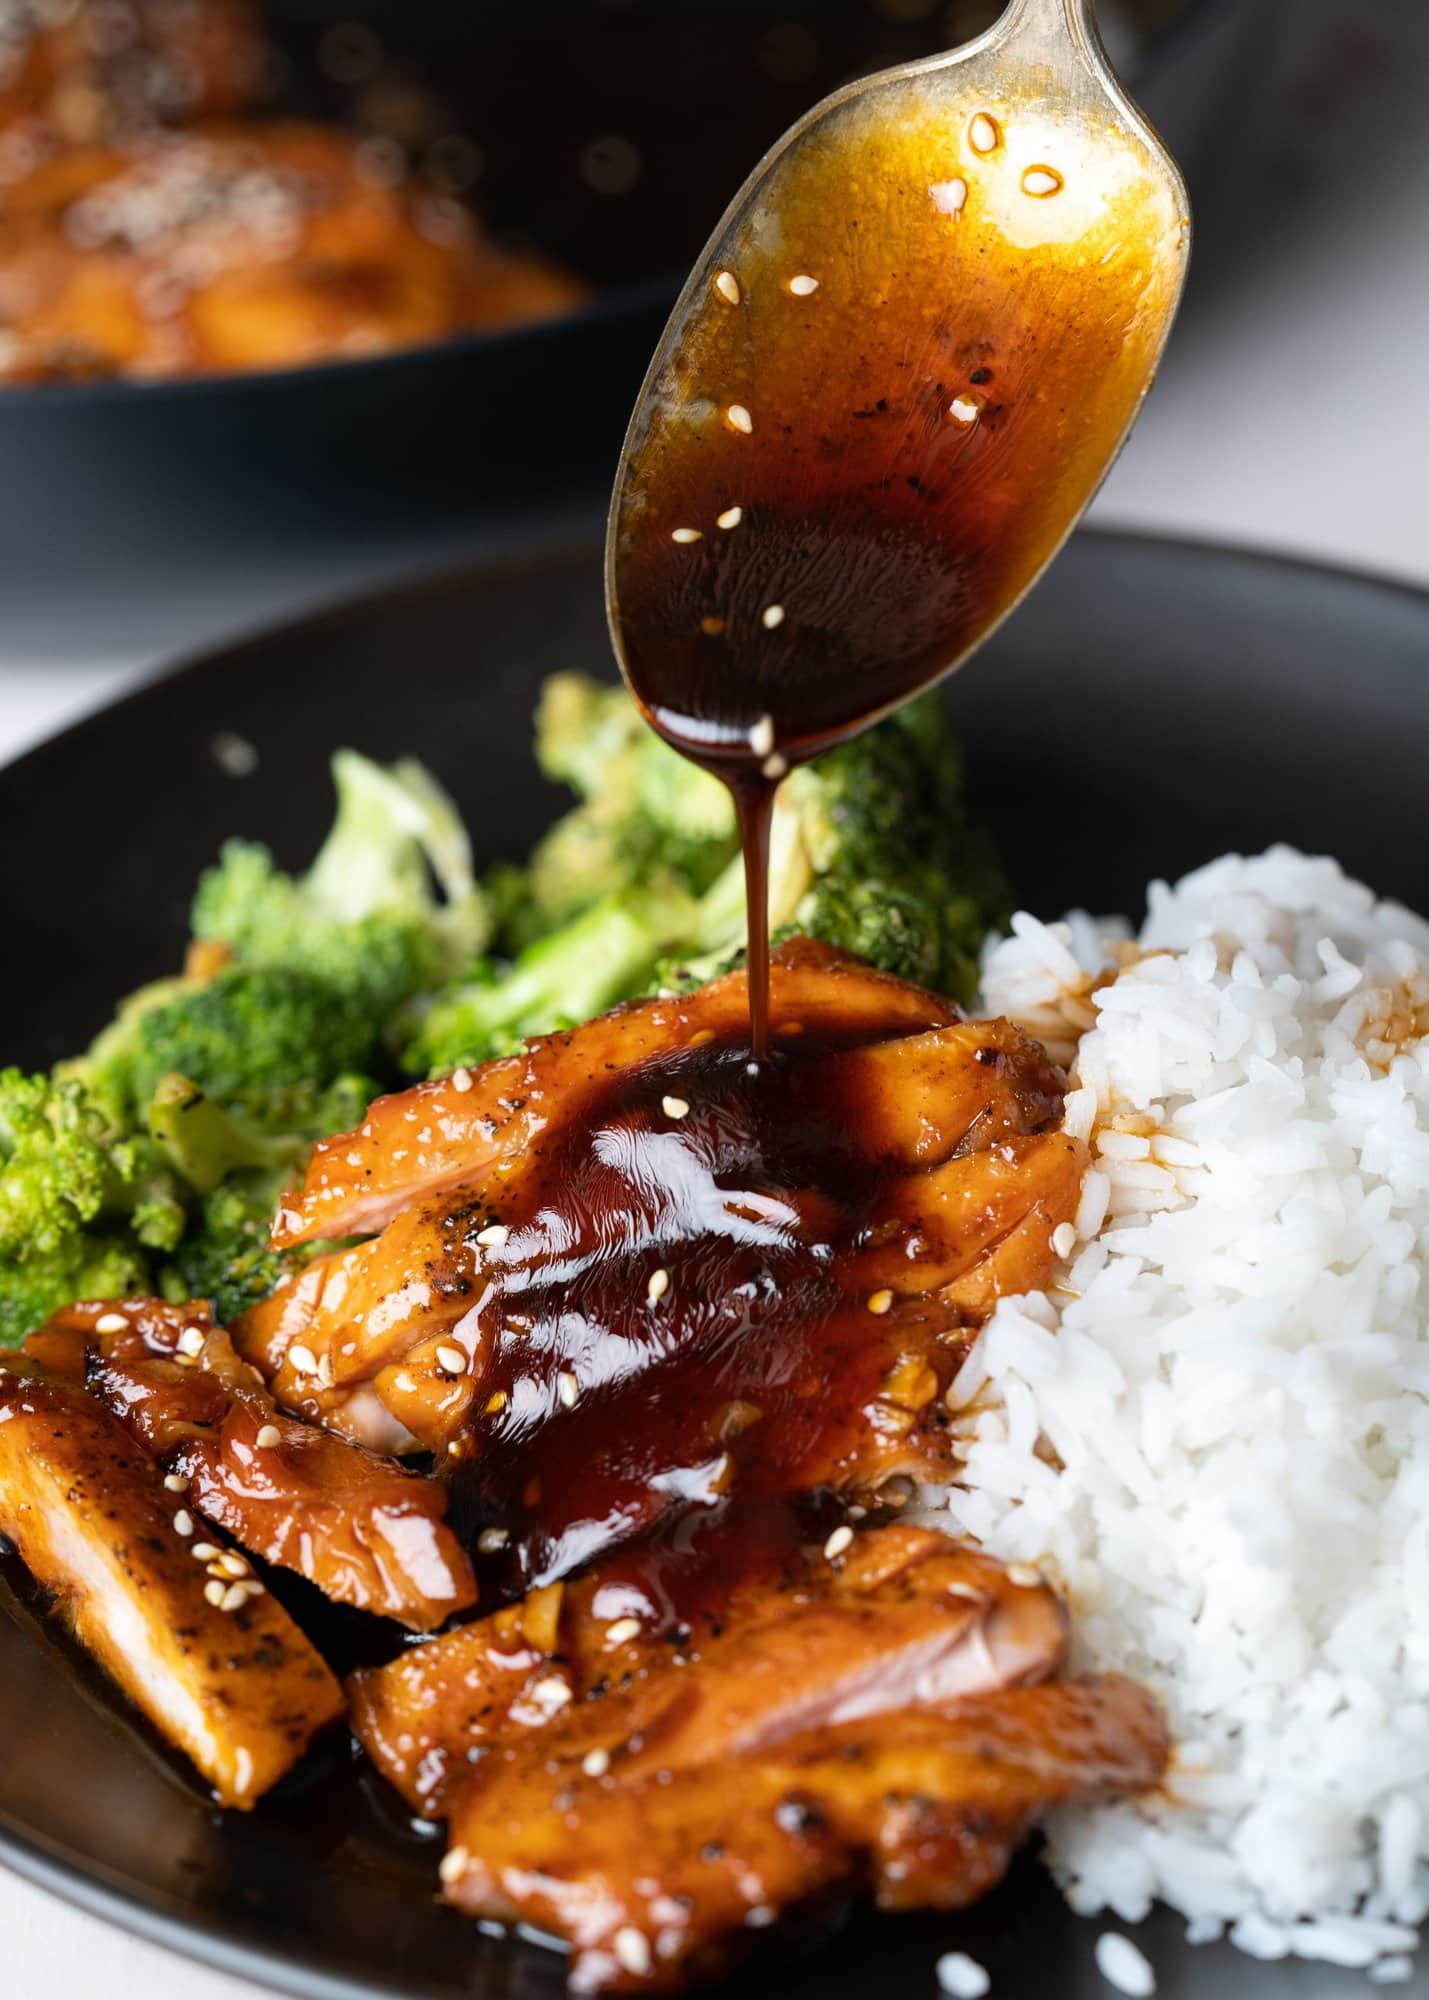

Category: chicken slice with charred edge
[443, 1674, 1168, 1994]
[236, 951, 1081, 1588]
[269, 940, 959, 1250]
[0, 1357, 344, 1806]
[349, 1524, 1068, 1818]
[32, 1299, 476, 1631]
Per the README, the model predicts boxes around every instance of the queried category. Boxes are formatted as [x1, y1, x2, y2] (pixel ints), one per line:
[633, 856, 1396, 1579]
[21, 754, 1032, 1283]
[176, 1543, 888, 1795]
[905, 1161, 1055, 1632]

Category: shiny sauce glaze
[415, 994, 1076, 1608]
[608, 78, 1184, 1047]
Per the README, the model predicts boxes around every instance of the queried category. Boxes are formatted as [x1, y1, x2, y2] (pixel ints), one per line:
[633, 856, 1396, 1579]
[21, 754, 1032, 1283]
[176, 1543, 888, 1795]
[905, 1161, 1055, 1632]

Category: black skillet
[2, 529, 1426, 1999]
[0, 0, 1262, 575]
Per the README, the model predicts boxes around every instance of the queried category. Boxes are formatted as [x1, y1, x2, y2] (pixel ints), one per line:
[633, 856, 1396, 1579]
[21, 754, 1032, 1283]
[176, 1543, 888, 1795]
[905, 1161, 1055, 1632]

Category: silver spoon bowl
[606, 0, 1191, 778]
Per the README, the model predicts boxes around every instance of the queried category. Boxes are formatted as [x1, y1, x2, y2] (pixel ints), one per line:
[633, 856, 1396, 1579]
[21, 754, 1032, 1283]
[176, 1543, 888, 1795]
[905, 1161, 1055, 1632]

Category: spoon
[605, 0, 1189, 1044]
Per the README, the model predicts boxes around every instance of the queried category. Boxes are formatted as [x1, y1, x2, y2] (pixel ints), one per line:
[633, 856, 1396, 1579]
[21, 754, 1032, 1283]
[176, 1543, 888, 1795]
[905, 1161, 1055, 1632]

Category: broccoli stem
[147, 1074, 306, 1197]
[404, 885, 699, 1074]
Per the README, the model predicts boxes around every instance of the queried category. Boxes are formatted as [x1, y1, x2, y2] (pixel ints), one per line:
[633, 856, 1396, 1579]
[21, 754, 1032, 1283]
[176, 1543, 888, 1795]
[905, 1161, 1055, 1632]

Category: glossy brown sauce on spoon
[608, 77, 1185, 1050]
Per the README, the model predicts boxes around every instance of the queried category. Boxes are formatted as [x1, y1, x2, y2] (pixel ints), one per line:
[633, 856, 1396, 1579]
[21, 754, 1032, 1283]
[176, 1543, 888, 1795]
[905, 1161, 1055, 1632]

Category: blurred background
[0, 0, 1423, 745]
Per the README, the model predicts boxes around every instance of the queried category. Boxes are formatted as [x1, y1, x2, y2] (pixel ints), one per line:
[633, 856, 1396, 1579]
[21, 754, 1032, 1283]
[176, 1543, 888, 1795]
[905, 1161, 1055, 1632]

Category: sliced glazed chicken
[351, 1524, 1068, 1818]
[237, 948, 1082, 1585]
[269, 939, 958, 1249]
[0, 1357, 344, 1806]
[443, 1674, 1169, 1993]
[36, 1299, 476, 1631]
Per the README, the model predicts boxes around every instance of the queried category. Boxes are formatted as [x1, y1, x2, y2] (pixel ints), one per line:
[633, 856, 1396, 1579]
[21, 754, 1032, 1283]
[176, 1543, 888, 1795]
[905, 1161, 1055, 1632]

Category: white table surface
[3, 0, 1427, 1993]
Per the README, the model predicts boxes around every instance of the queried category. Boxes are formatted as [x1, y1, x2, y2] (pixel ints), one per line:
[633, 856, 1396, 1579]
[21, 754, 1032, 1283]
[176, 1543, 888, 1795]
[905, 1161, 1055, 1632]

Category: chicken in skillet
[0, 120, 587, 384]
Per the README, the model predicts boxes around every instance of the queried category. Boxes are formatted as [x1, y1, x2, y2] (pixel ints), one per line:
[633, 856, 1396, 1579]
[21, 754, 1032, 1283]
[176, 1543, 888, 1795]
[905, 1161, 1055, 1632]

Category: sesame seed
[477, 1526, 509, 1553]
[761, 604, 786, 629]
[582, 1747, 611, 1777]
[203, 1579, 227, 1607]
[221, 1582, 251, 1613]
[948, 394, 983, 426]
[287, 1343, 317, 1376]
[450, 1067, 473, 1093]
[725, 403, 753, 434]
[930, 176, 968, 216]
[485, 1390, 509, 1413]
[1021, 164, 1063, 198]
[190, 1542, 222, 1562]
[762, 754, 788, 781]
[866, 1289, 894, 1315]
[613, 1928, 651, 1977]
[163, 1473, 189, 1493]
[716, 505, 743, 529]
[969, 111, 1000, 155]
[1094, 1933, 1156, 1997]
[936, 1951, 991, 1998]
[749, 713, 775, 756]
[316, 1354, 336, 1390]
[1007, 1562, 1043, 1588]
[946, 1580, 987, 1604]
[745, 1905, 776, 1928]
[787, 273, 819, 296]
[238, 1579, 266, 1601]
[823, 1525, 855, 1560]
[1052, 1221, 1077, 1259]
[662, 1095, 690, 1120]
[648, 1267, 671, 1304]
[437, 1344, 468, 1377]
[557, 1370, 580, 1408]
[712, 268, 740, 305]
[530, 1674, 572, 1709]
[172, 1509, 194, 1537]
[477, 1223, 509, 1248]
[177, 1326, 206, 1357]
[215, 1552, 250, 1580]
[438, 1845, 470, 1886]
[688, 1029, 716, 1047]
[606, 1616, 642, 1646]
[254, 1424, 282, 1449]
[671, 526, 703, 544]
[94, 1311, 128, 1334]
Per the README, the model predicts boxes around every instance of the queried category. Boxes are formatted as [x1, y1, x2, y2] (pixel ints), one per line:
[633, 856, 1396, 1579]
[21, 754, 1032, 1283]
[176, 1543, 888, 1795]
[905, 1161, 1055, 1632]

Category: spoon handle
[996, 0, 1112, 66]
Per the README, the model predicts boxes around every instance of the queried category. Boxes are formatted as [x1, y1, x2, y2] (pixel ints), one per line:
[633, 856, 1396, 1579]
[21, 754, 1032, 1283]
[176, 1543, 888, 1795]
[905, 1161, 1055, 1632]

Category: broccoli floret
[192, 749, 489, 1019]
[82, 966, 380, 1127]
[782, 698, 1008, 999]
[0, 1067, 186, 1259]
[655, 694, 1006, 1002]
[0, 1235, 152, 1349]
[401, 882, 700, 1074]
[0, 1065, 190, 1344]
[498, 675, 738, 951]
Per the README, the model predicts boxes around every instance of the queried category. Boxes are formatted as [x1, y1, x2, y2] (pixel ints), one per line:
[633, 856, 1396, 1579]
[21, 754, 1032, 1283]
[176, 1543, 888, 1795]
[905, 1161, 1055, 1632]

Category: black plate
[2, 530, 1427, 1999]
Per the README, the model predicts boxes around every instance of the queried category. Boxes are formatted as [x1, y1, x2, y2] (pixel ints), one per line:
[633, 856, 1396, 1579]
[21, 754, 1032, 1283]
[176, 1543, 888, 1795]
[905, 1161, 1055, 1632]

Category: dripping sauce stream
[731, 774, 775, 1060]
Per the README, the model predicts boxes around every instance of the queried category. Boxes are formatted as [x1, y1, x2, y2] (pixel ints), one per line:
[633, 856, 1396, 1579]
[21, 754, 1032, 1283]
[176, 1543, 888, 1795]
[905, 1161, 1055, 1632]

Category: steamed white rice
[933, 848, 1429, 1974]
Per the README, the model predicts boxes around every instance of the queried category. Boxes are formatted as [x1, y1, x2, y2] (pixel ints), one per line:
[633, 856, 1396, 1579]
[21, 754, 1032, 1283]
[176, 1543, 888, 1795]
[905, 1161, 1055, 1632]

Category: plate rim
[4, 528, 1427, 795]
